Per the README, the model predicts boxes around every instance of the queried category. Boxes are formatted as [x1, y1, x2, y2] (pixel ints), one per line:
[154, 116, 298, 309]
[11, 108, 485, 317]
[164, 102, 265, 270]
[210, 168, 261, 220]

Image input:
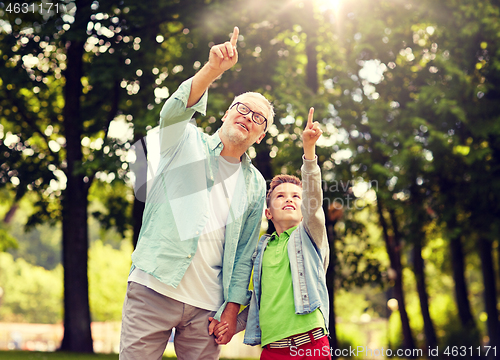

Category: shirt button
[196, 231, 199, 235]
[188, 254, 192, 258]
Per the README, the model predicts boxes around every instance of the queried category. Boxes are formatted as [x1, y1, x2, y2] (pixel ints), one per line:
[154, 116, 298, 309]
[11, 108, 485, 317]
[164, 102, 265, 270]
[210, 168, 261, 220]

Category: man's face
[220, 95, 268, 148]
[265, 183, 303, 232]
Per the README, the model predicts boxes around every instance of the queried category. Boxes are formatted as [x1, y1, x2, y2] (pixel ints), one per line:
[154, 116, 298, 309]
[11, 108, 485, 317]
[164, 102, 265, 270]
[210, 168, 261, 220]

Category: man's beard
[221, 123, 248, 145]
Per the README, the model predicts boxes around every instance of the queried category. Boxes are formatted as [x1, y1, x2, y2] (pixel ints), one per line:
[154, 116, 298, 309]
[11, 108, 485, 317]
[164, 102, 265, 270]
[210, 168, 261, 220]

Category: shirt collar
[209, 130, 252, 165]
[208, 130, 223, 152]
[270, 225, 298, 241]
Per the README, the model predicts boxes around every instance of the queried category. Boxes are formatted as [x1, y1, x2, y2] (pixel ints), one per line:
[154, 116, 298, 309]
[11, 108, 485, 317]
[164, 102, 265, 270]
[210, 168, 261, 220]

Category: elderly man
[119, 26, 274, 360]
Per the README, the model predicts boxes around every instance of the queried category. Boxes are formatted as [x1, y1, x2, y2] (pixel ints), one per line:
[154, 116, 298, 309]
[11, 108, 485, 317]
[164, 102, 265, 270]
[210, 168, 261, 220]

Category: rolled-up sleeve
[158, 78, 208, 153]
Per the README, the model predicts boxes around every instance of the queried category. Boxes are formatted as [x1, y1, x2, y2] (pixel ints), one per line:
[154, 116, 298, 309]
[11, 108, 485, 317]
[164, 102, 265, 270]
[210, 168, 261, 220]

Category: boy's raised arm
[301, 108, 329, 259]
[303, 107, 322, 159]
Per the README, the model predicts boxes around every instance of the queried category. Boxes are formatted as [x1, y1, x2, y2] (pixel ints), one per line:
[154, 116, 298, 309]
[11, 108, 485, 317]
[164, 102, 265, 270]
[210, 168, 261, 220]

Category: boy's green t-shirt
[259, 226, 324, 346]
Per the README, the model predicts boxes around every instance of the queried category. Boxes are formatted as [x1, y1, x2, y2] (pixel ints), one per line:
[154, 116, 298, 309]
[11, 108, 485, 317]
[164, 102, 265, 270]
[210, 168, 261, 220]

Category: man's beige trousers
[119, 281, 220, 360]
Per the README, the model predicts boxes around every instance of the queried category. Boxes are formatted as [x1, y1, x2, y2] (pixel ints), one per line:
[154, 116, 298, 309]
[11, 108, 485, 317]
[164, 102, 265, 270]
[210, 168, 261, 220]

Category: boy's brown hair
[266, 174, 302, 207]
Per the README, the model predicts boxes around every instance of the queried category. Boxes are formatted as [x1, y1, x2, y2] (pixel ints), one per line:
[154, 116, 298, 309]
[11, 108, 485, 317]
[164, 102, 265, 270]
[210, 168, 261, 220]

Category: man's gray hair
[230, 92, 274, 128]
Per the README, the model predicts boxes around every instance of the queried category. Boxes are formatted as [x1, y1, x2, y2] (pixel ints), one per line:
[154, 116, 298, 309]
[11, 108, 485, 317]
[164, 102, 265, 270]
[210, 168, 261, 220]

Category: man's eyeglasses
[230, 102, 268, 132]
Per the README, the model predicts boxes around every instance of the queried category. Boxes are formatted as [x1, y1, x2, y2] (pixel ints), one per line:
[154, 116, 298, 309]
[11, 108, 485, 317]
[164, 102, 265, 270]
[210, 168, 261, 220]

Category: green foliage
[0, 253, 63, 323]
[8, 222, 61, 270]
[0, 0, 499, 353]
[0, 226, 17, 252]
[441, 317, 481, 350]
[3, 193, 61, 270]
[89, 181, 133, 240]
[0, 238, 132, 323]
[89, 240, 133, 322]
[387, 310, 405, 350]
[335, 207, 388, 289]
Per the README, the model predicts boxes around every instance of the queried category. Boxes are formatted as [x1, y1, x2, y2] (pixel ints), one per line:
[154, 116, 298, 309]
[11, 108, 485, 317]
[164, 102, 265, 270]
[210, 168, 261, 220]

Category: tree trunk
[325, 202, 340, 358]
[132, 196, 145, 249]
[439, 178, 477, 334]
[326, 261, 338, 358]
[377, 199, 416, 353]
[253, 142, 275, 234]
[60, 180, 92, 353]
[3, 203, 18, 224]
[132, 136, 148, 249]
[59, 0, 93, 352]
[412, 240, 438, 350]
[406, 161, 437, 351]
[478, 237, 500, 353]
[449, 232, 475, 328]
[303, 0, 318, 94]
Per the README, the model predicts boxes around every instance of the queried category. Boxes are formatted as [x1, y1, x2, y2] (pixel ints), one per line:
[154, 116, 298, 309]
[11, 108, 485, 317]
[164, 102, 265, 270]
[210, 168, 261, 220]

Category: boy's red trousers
[260, 335, 331, 360]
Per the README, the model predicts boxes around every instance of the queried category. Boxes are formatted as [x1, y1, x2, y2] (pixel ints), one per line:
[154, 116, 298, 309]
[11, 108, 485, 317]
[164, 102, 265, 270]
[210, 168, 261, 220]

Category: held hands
[208, 316, 230, 344]
[207, 302, 238, 345]
[302, 107, 322, 160]
[208, 26, 239, 73]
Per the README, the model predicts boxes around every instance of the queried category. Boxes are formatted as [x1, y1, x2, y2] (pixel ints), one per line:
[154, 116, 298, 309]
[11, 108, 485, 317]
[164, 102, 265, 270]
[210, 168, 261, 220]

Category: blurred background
[0, 0, 499, 358]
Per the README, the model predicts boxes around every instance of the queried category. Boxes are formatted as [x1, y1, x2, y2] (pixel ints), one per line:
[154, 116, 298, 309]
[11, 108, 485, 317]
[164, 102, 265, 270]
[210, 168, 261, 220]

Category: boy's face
[265, 183, 303, 233]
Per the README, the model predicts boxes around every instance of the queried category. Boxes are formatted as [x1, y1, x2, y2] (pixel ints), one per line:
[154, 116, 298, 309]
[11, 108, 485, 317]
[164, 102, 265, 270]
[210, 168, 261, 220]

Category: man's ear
[255, 132, 266, 144]
[265, 208, 272, 220]
[222, 110, 229, 122]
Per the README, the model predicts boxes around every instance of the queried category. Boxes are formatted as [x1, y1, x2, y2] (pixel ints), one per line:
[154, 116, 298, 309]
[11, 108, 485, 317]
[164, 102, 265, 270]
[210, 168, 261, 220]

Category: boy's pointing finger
[307, 107, 314, 129]
[230, 26, 239, 47]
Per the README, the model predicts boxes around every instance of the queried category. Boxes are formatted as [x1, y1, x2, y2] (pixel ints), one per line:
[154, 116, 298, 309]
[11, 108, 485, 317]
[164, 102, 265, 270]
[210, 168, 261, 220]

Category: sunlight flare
[317, 0, 343, 13]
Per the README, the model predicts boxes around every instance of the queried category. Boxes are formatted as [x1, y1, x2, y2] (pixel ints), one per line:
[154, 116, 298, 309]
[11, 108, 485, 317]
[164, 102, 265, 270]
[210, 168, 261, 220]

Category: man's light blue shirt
[131, 78, 266, 319]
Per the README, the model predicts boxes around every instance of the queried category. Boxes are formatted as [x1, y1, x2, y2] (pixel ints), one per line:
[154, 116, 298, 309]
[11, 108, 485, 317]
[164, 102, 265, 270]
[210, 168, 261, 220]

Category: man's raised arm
[157, 27, 240, 153]
[187, 26, 239, 107]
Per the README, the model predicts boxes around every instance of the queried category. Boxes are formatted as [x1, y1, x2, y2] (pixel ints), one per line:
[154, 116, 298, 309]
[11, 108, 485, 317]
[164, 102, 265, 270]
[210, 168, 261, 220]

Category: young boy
[210, 108, 331, 359]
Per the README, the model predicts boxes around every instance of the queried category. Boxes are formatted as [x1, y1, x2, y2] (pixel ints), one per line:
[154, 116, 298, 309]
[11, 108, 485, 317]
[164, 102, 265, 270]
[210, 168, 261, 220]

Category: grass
[0, 352, 124, 360]
[0, 351, 255, 360]
[0, 351, 181, 360]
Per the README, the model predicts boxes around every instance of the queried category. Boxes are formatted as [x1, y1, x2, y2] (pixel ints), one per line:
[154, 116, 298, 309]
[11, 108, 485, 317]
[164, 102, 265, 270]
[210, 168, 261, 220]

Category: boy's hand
[208, 26, 239, 73]
[303, 107, 322, 160]
[208, 317, 230, 344]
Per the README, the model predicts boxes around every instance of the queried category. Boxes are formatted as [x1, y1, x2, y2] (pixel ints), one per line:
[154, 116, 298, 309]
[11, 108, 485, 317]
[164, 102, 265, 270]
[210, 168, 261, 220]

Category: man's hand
[213, 302, 239, 345]
[208, 316, 229, 343]
[187, 26, 239, 107]
[208, 26, 239, 73]
[303, 107, 322, 160]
